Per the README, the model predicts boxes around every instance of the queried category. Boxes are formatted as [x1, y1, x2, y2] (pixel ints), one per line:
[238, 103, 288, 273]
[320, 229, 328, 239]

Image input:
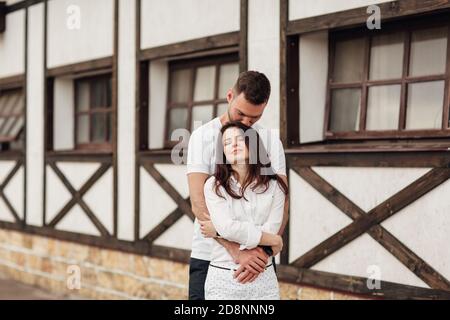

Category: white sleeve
[204, 178, 262, 249]
[186, 129, 210, 175]
[260, 183, 285, 235]
[270, 137, 286, 177]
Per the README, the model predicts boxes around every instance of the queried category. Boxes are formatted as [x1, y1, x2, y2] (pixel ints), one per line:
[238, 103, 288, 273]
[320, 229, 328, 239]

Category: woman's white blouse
[203, 175, 285, 267]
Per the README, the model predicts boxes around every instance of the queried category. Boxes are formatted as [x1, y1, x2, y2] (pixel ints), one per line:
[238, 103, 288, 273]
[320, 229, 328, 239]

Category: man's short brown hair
[233, 71, 271, 105]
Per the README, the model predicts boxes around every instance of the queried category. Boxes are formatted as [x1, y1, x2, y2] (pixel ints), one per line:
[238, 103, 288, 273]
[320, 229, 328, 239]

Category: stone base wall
[0, 229, 369, 300]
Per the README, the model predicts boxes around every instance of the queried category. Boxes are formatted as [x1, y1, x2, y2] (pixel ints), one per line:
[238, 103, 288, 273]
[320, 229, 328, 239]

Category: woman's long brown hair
[213, 121, 288, 200]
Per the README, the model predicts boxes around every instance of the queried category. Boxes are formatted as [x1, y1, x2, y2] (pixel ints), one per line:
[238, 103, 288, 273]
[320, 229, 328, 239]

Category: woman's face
[222, 127, 248, 165]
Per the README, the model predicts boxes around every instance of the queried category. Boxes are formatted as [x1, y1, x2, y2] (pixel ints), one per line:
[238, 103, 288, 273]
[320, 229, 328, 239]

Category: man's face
[225, 89, 267, 127]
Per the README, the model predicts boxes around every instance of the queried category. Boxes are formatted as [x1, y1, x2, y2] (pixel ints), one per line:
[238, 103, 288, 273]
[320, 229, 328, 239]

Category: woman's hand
[271, 235, 283, 257]
[199, 220, 217, 238]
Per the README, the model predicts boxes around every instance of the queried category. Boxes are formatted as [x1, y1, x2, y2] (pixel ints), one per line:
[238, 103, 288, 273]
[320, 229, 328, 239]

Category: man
[186, 71, 288, 300]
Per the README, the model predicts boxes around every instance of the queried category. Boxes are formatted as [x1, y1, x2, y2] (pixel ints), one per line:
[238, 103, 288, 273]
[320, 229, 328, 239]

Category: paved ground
[0, 272, 83, 300]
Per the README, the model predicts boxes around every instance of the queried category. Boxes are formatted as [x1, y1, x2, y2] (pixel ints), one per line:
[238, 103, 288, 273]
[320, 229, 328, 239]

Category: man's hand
[233, 247, 269, 284]
[199, 220, 216, 238]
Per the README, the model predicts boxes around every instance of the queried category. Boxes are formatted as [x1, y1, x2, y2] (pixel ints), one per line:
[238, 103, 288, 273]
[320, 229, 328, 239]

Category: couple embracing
[186, 71, 289, 300]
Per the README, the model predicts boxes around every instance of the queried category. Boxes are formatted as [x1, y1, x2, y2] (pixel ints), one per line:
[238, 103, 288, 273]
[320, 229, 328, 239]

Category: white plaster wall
[0, 10, 25, 78]
[289, 169, 353, 262]
[312, 167, 431, 212]
[47, 0, 114, 68]
[289, 0, 394, 21]
[4, 165, 24, 220]
[0, 161, 16, 189]
[83, 168, 114, 235]
[26, 3, 45, 227]
[155, 164, 189, 198]
[148, 59, 168, 149]
[153, 215, 193, 251]
[312, 233, 430, 288]
[139, 164, 190, 241]
[45, 164, 72, 224]
[56, 162, 101, 190]
[53, 77, 74, 150]
[0, 198, 15, 222]
[299, 31, 328, 143]
[139, 167, 177, 238]
[117, 0, 136, 241]
[46, 162, 113, 236]
[0, 161, 23, 222]
[289, 166, 448, 288]
[140, 0, 240, 49]
[248, 0, 280, 132]
[56, 204, 101, 236]
[382, 178, 450, 282]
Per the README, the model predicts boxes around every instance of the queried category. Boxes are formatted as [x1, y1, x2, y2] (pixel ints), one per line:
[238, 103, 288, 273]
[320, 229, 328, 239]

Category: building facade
[0, 0, 449, 299]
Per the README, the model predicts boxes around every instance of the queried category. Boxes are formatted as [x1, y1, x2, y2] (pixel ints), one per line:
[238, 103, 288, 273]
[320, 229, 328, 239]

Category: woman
[199, 121, 288, 300]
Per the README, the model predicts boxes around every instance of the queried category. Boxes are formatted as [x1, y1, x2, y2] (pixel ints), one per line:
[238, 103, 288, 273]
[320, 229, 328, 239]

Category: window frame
[324, 17, 450, 141]
[0, 84, 25, 151]
[73, 73, 113, 151]
[163, 53, 239, 148]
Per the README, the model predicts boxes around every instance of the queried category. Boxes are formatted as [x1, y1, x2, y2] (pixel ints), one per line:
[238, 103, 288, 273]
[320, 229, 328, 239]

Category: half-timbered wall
[280, 0, 450, 298]
[1, 0, 450, 300]
[0, 160, 24, 223]
[0, 1, 26, 229]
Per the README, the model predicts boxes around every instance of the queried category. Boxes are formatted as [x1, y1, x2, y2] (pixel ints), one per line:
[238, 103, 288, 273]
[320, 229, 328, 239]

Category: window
[165, 54, 239, 146]
[326, 21, 450, 139]
[74, 75, 112, 150]
[0, 88, 25, 151]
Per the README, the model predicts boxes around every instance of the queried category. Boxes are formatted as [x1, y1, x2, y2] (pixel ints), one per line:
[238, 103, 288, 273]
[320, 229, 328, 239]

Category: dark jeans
[188, 257, 210, 300]
[188, 256, 277, 300]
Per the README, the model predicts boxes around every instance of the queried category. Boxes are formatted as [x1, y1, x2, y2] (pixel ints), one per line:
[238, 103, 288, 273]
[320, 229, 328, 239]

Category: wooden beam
[0, 160, 22, 222]
[292, 167, 450, 291]
[287, 0, 450, 35]
[287, 151, 450, 168]
[0, 75, 25, 90]
[139, 32, 239, 61]
[138, 150, 180, 164]
[46, 57, 113, 78]
[142, 163, 195, 221]
[142, 206, 186, 243]
[5, 0, 45, 14]
[279, 0, 288, 147]
[45, 151, 113, 163]
[291, 168, 450, 268]
[285, 35, 300, 146]
[134, 0, 142, 241]
[112, 0, 118, 238]
[239, 0, 248, 72]
[277, 265, 450, 300]
[47, 162, 111, 237]
[0, 1, 5, 33]
[280, 167, 290, 264]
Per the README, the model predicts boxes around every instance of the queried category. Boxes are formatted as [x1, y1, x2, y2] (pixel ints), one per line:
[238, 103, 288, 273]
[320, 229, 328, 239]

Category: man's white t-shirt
[186, 117, 286, 261]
